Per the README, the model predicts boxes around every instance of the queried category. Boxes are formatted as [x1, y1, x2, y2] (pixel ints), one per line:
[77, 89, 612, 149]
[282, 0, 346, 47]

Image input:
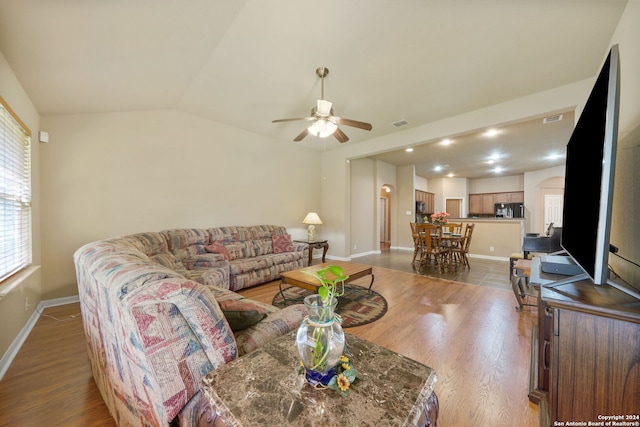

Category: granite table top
[201, 331, 437, 427]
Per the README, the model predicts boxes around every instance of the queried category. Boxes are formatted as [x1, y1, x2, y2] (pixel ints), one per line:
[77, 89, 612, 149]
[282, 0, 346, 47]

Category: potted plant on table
[295, 265, 360, 395]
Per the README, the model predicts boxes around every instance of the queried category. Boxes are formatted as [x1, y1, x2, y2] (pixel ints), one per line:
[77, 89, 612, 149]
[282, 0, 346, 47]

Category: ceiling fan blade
[333, 117, 373, 131]
[333, 128, 349, 143]
[272, 116, 315, 123]
[293, 128, 309, 142]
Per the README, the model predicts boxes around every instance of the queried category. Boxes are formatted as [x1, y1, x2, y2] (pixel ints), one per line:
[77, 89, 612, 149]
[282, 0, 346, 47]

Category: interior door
[544, 194, 563, 228]
[445, 198, 462, 218]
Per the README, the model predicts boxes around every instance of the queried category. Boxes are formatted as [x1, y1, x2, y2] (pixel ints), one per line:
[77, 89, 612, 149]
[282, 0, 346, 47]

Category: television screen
[560, 45, 619, 285]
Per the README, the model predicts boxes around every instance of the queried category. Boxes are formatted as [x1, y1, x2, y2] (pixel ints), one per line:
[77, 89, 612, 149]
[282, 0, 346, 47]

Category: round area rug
[272, 284, 388, 328]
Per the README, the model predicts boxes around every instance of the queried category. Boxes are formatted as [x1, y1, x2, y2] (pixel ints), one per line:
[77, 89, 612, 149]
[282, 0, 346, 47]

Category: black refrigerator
[494, 202, 524, 218]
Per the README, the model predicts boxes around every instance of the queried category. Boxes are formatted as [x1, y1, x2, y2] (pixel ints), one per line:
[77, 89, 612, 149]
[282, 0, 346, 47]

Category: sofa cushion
[225, 241, 256, 260]
[234, 304, 309, 356]
[204, 240, 231, 260]
[272, 233, 294, 254]
[219, 299, 268, 332]
[164, 228, 209, 251]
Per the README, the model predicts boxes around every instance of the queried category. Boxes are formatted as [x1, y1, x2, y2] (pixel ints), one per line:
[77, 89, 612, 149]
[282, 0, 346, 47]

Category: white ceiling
[0, 0, 628, 178]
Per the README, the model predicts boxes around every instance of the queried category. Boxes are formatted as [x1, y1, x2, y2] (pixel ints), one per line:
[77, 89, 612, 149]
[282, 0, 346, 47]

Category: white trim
[468, 254, 509, 262]
[0, 265, 40, 301]
[0, 294, 80, 380]
[350, 250, 379, 258]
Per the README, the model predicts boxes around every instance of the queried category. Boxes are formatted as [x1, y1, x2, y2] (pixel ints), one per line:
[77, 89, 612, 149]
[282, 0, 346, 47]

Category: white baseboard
[350, 250, 380, 258]
[0, 295, 80, 381]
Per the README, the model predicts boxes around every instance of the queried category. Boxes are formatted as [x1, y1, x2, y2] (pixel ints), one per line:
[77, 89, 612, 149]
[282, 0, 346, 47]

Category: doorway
[380, 185, 392, 250]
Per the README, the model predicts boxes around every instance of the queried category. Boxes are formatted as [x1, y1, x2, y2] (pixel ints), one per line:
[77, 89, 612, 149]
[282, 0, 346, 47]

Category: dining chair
[416, 223, 447, 271]
[452, 223, 475, 268]
[410, 222, 421, 263]
[442, 222, 463, 234]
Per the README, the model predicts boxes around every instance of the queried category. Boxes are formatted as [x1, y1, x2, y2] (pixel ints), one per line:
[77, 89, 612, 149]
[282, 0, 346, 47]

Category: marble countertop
[202, 331, 437, 426]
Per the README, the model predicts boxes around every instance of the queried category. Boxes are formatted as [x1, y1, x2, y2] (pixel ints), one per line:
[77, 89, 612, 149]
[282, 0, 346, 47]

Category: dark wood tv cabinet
[529, 258, 640, 426]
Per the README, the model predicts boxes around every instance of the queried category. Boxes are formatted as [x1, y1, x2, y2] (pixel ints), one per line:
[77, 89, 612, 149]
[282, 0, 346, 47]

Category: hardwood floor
[0, 253, 539, 426]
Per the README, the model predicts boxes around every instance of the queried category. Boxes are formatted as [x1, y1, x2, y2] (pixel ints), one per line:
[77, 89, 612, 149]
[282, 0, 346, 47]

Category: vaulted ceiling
[0, 0, 627, 178]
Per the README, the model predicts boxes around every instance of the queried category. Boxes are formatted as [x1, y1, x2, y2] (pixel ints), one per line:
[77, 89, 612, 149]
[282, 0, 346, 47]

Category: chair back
[461, 223, 475, 252]
[442, 222, 463, 234]
[416, 223, 442, 251]
[410, 222, 420, 244]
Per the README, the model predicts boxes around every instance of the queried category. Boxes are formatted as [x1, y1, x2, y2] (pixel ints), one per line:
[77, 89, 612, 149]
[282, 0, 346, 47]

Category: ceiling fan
[272, 67, 372, 143]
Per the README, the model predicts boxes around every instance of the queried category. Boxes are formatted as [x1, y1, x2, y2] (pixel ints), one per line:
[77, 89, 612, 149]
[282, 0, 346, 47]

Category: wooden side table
[294, 239, 328, 265]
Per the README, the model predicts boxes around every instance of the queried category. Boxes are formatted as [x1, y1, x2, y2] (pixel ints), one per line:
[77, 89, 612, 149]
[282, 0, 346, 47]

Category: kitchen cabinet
[469, 191, 523, 215]
[415, 190, 434, 214]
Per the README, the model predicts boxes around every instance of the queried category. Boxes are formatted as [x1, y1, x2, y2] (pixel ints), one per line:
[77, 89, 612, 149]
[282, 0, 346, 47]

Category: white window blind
[0, 96, 32, 283]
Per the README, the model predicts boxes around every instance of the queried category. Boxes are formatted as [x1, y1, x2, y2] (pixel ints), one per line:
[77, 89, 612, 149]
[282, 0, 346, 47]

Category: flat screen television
[560, 44, 619, 285]
[557, 44, 639, 299]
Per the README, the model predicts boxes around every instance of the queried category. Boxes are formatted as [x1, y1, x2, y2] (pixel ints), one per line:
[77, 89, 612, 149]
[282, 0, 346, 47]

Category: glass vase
[296, 294, 345, 386]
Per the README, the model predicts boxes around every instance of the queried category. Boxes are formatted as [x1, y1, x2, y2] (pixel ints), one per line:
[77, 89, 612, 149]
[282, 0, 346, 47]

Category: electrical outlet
[489, 246, 495, 252]
[353, 244, 357, 250]
[24, 296, 29, 311]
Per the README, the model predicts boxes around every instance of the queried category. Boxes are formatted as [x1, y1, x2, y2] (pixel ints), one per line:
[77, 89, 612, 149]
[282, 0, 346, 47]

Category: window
[0, 96, 32, 283]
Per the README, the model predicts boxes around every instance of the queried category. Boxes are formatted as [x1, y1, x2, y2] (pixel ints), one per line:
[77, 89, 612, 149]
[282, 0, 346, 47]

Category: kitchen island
[451, 218, 525, 259]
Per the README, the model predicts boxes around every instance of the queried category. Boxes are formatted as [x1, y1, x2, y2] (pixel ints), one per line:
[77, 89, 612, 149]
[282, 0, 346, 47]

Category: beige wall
[469, 175, 524, 194]
[608, 1, 640, 286]
[39, 110, 320, 299]
[350, 158, 376, 254]
[466, 219, 524, 258]
[0, 51, 42, 359]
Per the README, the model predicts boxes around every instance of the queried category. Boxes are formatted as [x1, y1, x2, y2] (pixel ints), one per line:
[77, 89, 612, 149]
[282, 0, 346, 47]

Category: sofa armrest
[292, 242, 308, 253]
[233, 304, 308, 356]
[125, 278, 238, 422]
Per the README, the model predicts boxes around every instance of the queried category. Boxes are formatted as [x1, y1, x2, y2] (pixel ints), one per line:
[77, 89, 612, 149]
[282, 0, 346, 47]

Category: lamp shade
[302, 212, 323, 225]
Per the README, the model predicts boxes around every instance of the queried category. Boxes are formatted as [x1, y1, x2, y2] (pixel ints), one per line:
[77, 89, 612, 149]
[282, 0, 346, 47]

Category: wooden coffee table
[279, 261, 375, 300]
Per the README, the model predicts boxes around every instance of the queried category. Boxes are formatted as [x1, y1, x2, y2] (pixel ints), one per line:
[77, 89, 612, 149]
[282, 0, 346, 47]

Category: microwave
[416, 201, 425, 213]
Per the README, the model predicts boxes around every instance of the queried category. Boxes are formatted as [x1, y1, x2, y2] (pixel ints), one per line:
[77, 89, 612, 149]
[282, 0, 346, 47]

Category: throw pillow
[272, 233, 294, 254]
[204, 240, 230, 260]
[218, 299, 268, 332]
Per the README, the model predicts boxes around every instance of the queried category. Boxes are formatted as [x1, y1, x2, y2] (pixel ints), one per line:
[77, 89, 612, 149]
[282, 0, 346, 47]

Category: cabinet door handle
[543, 340, 550, 371]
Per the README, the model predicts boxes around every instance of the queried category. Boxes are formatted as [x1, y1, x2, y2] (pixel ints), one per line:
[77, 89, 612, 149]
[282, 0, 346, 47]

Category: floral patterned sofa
[74, 225, 309, 426]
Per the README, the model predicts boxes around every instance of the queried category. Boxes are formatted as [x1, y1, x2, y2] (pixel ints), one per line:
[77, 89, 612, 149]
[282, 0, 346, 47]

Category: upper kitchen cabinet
[415, 190, 435, 214]
[469, 191, 524, 215]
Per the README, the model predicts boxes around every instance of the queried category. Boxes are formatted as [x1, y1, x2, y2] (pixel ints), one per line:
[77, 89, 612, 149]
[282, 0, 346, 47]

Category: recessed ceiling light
[484, 128, 500, 137]
[405, 148, 414, 152]
[447, 173, 454, 177]
[488, 153, 501, 161]
[546, 152, 564, 160]
[441, 138, 452, 146]
[493, 166, 504, 174]
[434, 165, 443, 172]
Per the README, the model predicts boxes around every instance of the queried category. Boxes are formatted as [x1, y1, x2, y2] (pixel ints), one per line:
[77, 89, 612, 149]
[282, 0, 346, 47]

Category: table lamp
[302, 212, 323, 242]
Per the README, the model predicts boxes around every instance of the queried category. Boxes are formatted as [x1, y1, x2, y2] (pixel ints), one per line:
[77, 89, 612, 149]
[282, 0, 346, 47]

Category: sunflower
[336, 374, 350, 392]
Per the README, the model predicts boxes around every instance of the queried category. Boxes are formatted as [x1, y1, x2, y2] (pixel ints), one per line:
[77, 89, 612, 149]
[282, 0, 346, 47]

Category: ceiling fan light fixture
[316, 100, 332, 117]
[308, 119, 337, 138]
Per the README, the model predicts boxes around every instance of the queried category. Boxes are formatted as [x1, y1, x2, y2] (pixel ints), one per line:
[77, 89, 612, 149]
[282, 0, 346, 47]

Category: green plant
[305, 264, 348, 305]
